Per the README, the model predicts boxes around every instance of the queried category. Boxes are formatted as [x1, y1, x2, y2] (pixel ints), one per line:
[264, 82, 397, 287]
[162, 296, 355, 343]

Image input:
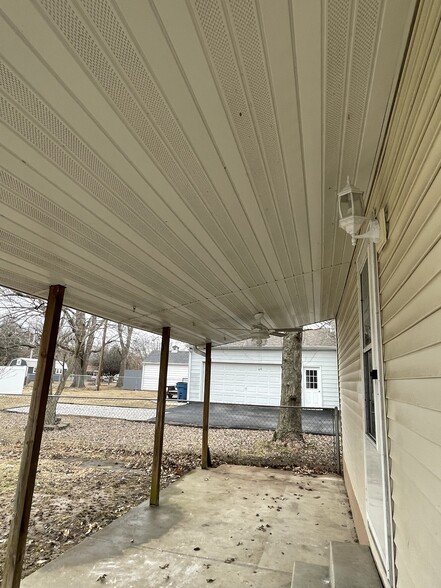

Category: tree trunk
[68, 314, 97, 388]
[116, 325, 133, 389]
[44, 359, 74, 426]
[70, 356, 82, 387]
[83, 316, 96, 384]
[274, 330, 303, 442]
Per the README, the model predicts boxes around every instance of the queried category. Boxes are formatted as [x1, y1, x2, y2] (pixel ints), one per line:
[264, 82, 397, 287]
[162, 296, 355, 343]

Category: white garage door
[209, 362, 281, 405]
[142, 364, 188, 391]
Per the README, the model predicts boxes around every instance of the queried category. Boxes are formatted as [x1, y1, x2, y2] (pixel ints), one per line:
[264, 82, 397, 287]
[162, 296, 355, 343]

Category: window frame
[360, 261, 376, 441]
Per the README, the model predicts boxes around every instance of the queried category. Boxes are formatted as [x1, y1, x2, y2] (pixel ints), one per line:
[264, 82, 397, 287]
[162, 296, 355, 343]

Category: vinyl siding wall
[141, 363, 188, 391]
[337, 2, 441, 585]
[303, 349, 339, 409]
[336, 268, 367, 528]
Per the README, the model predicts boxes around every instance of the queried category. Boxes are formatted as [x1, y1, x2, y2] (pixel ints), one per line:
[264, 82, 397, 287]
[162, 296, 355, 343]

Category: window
[361, 262, 376, 440]
[305, 369, 318, 389]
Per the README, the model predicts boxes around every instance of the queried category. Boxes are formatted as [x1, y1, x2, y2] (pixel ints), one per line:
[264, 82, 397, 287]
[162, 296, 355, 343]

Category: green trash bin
[176, 381, 188, 401]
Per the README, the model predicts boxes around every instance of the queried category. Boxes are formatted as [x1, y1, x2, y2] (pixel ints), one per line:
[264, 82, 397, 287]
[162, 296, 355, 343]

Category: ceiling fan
[222, 312, 302, 346]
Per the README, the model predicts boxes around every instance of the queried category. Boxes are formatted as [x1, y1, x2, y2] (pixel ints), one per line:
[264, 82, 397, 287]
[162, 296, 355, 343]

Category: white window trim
[357, 241, 395, 587]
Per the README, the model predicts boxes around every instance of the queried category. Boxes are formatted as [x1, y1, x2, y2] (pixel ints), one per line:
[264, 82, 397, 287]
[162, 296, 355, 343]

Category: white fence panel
[0, 366, 27, 394]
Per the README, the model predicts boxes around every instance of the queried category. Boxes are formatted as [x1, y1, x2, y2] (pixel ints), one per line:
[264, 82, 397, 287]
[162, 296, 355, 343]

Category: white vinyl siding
[188, 347, 338, 407]
[141, 364, 188, 391]
[337, 2, 441, 585]
[336, 268, 367, 527]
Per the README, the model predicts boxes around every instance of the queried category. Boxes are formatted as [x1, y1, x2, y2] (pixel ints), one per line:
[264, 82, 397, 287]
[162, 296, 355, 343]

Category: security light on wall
[337, 177, 380, 246]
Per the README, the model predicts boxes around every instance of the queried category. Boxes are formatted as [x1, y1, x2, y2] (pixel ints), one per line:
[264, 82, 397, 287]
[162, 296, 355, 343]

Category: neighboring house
[141, 347, 189, 392]
[8, 358, 65, 383]
[188, 330, 338, 407]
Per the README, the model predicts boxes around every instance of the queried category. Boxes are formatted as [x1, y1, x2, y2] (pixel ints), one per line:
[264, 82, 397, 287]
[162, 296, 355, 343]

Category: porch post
[3, 285, 65, 588]
[149, 326, 170, 506]
[201, 342, 212, 469]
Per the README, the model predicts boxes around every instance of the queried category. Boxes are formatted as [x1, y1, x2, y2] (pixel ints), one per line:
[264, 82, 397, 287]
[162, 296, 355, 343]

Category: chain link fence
[0, 391, 341, 471]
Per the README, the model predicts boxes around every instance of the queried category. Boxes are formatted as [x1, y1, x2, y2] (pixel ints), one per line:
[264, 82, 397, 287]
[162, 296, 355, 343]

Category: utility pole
[96, 320, 108, 392]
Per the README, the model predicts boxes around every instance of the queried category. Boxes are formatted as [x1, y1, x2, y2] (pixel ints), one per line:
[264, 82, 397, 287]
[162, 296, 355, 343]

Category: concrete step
[291, 561, 330, 587]
[329, 542, 382, 588]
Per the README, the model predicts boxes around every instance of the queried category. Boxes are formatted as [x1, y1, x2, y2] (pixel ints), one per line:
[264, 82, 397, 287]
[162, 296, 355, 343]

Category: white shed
[188, 331, 338, 408]
[141, 348, 189, 392]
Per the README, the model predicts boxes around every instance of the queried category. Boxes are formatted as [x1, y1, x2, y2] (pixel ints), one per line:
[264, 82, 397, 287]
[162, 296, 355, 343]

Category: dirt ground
[0, 412, 338, 581]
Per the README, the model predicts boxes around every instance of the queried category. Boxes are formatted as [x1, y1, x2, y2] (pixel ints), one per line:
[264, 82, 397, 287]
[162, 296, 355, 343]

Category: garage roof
[144, 349, 189, 364]
[0, 0, 415, 345]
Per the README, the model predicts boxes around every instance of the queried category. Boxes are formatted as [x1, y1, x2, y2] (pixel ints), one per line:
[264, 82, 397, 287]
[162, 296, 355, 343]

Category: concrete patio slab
[21, 465, 355, 588]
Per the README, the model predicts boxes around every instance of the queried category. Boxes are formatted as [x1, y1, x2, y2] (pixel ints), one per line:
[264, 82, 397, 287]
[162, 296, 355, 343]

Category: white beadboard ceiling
[0, 0, 415, 345]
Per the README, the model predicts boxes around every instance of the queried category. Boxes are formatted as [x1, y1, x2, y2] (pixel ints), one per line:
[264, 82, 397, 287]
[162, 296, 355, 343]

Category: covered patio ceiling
[0, 0, 415, 345]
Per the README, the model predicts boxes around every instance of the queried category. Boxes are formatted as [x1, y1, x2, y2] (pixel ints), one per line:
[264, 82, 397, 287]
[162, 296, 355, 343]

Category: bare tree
[0, 287, 44, 363]
[44, 354, 75, 427]
[0, 318, 34, 364]
[44, 312, 105, 426]
[116, 324, 133, 388]
[64, 311, 99, 388]
[124, 330, 161, 370]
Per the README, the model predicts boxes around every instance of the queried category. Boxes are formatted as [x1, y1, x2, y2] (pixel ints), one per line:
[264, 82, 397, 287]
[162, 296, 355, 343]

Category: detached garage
[188, 331, 338, 408]
[141, 347, 189, 392]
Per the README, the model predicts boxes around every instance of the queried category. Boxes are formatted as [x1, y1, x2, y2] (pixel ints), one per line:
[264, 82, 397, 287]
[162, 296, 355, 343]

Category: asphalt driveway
[152, 402, 335, 435]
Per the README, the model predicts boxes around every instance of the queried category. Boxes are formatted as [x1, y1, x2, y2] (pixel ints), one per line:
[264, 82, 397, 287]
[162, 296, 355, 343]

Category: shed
[141, 348, 189, 392]
[188, 330, 338, 407]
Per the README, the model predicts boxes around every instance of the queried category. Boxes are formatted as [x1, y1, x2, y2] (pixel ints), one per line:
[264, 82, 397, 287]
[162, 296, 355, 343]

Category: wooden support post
[201, 342, 212, 469]
[3, 285, 65, 588]
[149, 326, 170, 506]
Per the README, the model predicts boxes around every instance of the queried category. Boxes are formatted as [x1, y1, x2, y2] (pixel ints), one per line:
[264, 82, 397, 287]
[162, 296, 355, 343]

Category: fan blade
[270, 328, 303, 337]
